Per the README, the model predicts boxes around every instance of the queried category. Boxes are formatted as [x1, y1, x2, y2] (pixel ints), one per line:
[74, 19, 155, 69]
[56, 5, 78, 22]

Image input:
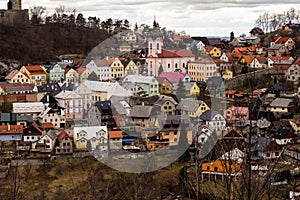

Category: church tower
[7, 0, 21, 10]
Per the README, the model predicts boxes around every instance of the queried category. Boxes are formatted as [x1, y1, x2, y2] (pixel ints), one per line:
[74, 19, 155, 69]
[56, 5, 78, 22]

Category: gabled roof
[23, 66, 47, 75]
[23, 122, 43, 136]
[57, 130, 71, 141]
[76, 68, 87, 75]
[220, 148, 244, 161]
[158, 72, 186, 83]
[92, 59, 109, 67]
[5, 70, 19, 80]
[180, 98, 204, 112]
[55, 90, 82, 99]
[130, 105, 155, 118]
[199, 110, 221, 121]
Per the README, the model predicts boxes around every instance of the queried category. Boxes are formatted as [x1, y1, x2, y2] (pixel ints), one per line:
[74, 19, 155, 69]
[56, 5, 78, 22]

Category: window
[275, 152, 279, 157]
[214, 167, 218, 172]
[266, 153, 270, 157]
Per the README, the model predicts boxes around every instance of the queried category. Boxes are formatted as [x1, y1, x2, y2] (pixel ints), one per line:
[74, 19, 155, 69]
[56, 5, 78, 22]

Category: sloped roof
[130, 105, 154, 118]
[55, 90, 82, 99]
[270, 98, 293, 107]
[108, 130, 123, 139]
[199, 110, 220, 121]
[158, 72, 186, 83]
[158, 49, 194, 58]
[0, 83, 34, 92]
[180, 98, 204, 112]
[0, 125, 23, 135]
[24, 66, 47, 74]
[220, 148, 244, 161]
[57, 130, 71, 141]
[93, 59, 109, 67]
[5, 70, 19, 80]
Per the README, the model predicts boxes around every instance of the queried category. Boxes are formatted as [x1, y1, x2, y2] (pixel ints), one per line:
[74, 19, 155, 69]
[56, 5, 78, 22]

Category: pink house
[224, 106, 249, 121]
[158, 72, 191, 85]
[147, 35, 195, 77]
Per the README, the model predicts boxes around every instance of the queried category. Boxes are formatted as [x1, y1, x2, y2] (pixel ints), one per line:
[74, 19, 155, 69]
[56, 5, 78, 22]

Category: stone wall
[224, 68, 279, 90]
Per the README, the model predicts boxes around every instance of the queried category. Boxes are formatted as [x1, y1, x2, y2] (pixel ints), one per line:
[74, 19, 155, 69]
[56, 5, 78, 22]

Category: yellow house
[110, 57, 125, 79]
[5, 70, 31, 84]
[180, 98, 210, 118]
[124, 60, 139, 75]
[222, 70, 233, 80]
[203, 46, 222, 58]
[65, 68, 79, 84]
[19, 65, 47, 86]
[190, 82, 200, 96]
[76, 68, 93, 83]
[156, 77, 174, 95]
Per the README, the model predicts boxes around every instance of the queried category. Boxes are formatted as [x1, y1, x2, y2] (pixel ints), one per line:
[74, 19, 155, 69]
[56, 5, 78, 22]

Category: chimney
[142, 102, 144, 106]
[7, 123, 10, 131]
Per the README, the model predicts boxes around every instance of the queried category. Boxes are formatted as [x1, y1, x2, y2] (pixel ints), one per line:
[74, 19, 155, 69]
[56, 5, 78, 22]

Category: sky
[1, 0, 300, 37]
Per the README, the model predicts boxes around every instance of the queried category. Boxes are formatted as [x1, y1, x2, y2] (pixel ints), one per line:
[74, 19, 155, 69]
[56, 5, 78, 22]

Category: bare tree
[30, 6, 46, 25]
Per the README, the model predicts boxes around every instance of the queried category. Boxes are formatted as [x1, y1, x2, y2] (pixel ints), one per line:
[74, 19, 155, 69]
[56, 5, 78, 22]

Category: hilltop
[0, 23, 110, 65]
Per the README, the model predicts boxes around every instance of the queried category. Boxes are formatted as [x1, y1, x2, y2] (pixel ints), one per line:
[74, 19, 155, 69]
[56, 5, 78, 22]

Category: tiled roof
[0, 125, 23, 135]
[199, 110, 220, 121]
[24, 66, 47, 74]
[5, 70, 19, 80]
[76, 68, 86, 75]
[57, 130, 71, 141]
[157, 49, 194, 58]
[130, 105, 154, 118]
[0, 83, 34, 92]
[108, 130, 123, 139]
[43, 123, 54, 129]
[93, 59, 109, 67]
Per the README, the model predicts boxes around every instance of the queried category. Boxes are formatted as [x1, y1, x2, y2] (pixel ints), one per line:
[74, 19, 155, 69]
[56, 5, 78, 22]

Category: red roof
[108, 130, 123, 139]
[76, 67, 86, 75]
[0, 83, 34, 92]
[294, 58, 300, 66]
[43, 123, 54, 129]
[158, 49, 194, 58]
[269, 56, 292, 62]
[0, 125, 23, 135]
[24, 66, 46, 74]
[272, 36, 291, 44]
[57, 130, 71, 141]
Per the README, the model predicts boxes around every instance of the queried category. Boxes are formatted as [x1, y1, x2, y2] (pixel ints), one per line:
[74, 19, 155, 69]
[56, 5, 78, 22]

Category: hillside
[0, 23, 110, 64]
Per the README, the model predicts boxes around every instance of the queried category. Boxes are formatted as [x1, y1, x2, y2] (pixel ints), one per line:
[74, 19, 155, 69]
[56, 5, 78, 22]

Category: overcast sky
[1, 0, 300, 36]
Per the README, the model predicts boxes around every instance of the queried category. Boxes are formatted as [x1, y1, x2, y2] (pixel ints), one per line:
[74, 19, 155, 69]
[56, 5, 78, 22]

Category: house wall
[0, 134, 22, 141]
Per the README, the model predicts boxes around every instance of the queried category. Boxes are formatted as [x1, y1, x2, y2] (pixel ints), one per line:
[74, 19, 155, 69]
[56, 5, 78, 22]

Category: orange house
[202, 148, 245, 179]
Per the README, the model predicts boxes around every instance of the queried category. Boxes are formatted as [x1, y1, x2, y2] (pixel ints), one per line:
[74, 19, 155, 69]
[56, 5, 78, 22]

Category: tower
[7, 0, 21, 10]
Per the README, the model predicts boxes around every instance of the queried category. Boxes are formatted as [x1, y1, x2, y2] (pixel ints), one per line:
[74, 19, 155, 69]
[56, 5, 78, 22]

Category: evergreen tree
[176, 78, 185, 102]
[158, 64, 163, 75]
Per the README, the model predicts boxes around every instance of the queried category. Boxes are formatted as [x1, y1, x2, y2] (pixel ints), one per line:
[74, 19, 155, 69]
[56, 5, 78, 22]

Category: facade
[12, 102, 44, 120]
[110, 57, 125, 79]
[65, 68, 79, 84]
[55, 90, 83, 120]
[38, 107, 66, 129]
[124, 60, 139, 75]
[23, 122, 43, 142]
[187, 57, 219, 81]
[199, 110, 226, 132]
[286, 64, 300, 82]
[180, 98, 210, 118]
[54, 130, 73, 155]
[49, 64, 65, 83]
[122, 75, 159, 96]
[73, 126, 108, 151]
[0, 124, 23, 141]
[203, 46, 222, 58]
[5, 70, 31, 84]
[108, 130, 123, 150]
[19, 66, 47, 86]
[86, 59, 111, 81]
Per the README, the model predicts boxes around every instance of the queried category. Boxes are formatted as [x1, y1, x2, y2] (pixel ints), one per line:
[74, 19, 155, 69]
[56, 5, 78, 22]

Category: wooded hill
[0, 23, 110, 64]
